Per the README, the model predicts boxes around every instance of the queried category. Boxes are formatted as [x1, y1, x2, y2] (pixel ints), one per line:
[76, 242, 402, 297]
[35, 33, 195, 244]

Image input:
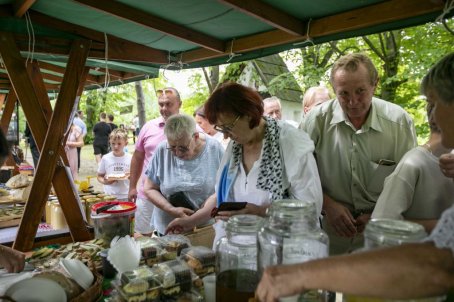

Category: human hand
[324, 199, 357, 237]
[170, 207, 194, 218]
[128, 188, 137, 203]
[0, 245, 25, 273]
[103, 177, 117, 185]
[215, 202, 266, 220]
[166, 217, 193, 234]
[354, 213, 371, 233]
[439, 153, 454, 179]
[256, 264, 307, 302]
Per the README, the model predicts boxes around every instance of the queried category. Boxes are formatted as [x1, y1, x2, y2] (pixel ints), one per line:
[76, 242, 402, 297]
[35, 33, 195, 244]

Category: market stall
[0, 1, 452, 300]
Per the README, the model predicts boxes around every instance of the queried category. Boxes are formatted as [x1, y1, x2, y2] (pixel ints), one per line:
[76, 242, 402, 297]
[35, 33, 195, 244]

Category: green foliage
[181, 72, 209, 115]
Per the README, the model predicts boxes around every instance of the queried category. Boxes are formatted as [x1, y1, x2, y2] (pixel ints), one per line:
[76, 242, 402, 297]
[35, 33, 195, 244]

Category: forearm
[145, 189, 174, 213]
[188, 195, 216, 226]
[97, 174, 105, 184]
[299, 243, 454, 299]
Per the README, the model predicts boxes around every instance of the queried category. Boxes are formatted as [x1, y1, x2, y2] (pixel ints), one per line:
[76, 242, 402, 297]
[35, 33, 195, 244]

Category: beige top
[302, 97, 417, 212]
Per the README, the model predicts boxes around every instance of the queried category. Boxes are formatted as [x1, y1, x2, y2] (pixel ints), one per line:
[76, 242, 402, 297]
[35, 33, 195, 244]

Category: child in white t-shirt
[97, 129, 132, 200]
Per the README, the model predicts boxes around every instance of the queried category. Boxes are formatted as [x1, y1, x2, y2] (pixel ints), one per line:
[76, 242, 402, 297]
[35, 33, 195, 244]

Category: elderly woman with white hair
[143, 113, 224, 236]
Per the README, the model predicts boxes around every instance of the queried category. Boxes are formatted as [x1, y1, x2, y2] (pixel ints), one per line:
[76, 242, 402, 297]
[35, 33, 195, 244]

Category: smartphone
[211, 202, 247, 217]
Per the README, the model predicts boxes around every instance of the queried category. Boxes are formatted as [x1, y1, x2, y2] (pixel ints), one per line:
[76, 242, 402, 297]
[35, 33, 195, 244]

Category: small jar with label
[258, 200, 329, 301]
[215, 214, 263, 302]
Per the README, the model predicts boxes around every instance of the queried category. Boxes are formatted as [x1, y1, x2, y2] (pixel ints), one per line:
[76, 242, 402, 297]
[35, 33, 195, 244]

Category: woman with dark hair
[0, 129, 26, 273]
[167, 82, 322, 244]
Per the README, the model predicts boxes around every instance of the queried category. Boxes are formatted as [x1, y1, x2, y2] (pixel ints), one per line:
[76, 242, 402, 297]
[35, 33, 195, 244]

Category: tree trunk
[362, 31, 404, 103]
[209, 66, 219, 91]
[135, 81, 146, 128]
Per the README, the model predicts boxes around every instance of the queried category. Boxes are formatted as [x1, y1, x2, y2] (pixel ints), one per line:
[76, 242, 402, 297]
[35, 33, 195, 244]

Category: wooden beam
[0, 92, 17, 135]
[0, 32, 91, 251]
[74, 0, 225, 53]
[219, 0, 304, 36]
[16, 40, 92, 251]
[27, 10, 168, 64]
[12, 0, 35, 17]
[36, 61, 98, 83]
[183, 0, 444, 63]
[0, 94, 5, 108]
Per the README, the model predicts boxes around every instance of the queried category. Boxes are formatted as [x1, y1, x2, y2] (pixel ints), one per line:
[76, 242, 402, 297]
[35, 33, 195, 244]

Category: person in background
[65, 123, 84, 180]
[302, 86, 331, 116]
[166, 83, 323, 245]
[256, 52, 454, 302]
[0, 129, 26, 273]
[24, 123, 39, 167]
[97, 129, 132, 200]
[93, 112, 112, 164]
[107, 114, 118, 131]
[144, 114, 224, 236]
[132, 114, 140, 144]
[263, 96, 299, 127]
[194, 105, 229, 149]
[129, 87, 182, 235]
[263, 96, 283, 120]
[372, 102, 454, 232]
[301, 53, 417, 255]
[73, 110, 87, 172]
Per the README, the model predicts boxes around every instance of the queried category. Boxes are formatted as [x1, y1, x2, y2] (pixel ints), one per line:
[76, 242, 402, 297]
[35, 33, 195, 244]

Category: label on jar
[282, 238, 328, 264]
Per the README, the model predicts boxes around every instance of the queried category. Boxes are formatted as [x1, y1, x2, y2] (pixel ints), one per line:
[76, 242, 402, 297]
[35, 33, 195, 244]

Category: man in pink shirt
[128, 87, 181, 235]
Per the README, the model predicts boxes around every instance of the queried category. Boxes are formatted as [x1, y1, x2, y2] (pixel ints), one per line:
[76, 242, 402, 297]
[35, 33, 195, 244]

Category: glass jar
[258, 200, 329, 302]
[51, 201, 68, 230]
[364, 218, 427, 249]
[215, 214, 263, 302]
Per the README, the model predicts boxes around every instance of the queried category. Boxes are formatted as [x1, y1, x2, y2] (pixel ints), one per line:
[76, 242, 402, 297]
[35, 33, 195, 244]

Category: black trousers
[77, 147, 81, 171]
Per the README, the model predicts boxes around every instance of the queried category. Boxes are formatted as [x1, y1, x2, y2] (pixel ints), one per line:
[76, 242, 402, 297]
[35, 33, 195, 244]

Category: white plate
[5, 278, 67, 302]
[60, 258, 93, 290]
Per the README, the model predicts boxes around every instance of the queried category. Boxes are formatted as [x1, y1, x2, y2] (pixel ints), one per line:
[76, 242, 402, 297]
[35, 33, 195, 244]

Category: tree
[134, 81, 146, 129]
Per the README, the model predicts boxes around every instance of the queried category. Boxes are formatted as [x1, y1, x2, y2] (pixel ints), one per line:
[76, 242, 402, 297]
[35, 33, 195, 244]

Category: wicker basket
[70, 266, 103, 302]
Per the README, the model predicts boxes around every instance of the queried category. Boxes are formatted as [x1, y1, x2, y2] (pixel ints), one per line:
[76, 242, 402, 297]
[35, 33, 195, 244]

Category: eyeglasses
[157, 88, 177, 98]
[166, 136, 193, 154]
[214, 115, 241, 133]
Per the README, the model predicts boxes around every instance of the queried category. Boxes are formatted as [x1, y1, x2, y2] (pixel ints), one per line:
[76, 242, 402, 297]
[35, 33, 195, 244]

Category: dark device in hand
[211, 202, 247, 217]
[168, 192, 196, 210]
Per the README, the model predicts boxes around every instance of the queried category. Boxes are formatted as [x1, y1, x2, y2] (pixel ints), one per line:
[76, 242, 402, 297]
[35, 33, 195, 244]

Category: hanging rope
[160, 51, 188, 80]
[436, 0, 454, 35]
[226, 39, 242, 63]
[294, 18, 315, 47]
[104, 33, 111, 90]
[25, 11, 35, 66]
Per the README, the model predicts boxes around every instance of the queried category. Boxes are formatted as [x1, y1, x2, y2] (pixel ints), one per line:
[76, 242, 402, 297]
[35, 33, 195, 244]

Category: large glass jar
[258, 200, 329, 301]
[364, 218, 427, 249]
[215, 214, 263, 302]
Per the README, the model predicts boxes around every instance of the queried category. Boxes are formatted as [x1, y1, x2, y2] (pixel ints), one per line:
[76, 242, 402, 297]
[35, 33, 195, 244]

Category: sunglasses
[214, 115, 241, 133]
[166, 136, 193, 154]
[157, 88, 177, 98]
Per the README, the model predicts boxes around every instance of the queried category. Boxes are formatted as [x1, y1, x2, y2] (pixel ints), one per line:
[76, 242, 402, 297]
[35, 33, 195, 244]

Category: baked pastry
[181, 246, 215, 276]
[106, 173, 128, 180]
[5, 174, 29, 188]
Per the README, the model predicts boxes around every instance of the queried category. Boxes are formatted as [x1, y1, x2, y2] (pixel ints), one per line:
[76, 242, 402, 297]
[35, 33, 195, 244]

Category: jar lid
[365, 218, 427, 247]
[225, 214, 263, 233]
